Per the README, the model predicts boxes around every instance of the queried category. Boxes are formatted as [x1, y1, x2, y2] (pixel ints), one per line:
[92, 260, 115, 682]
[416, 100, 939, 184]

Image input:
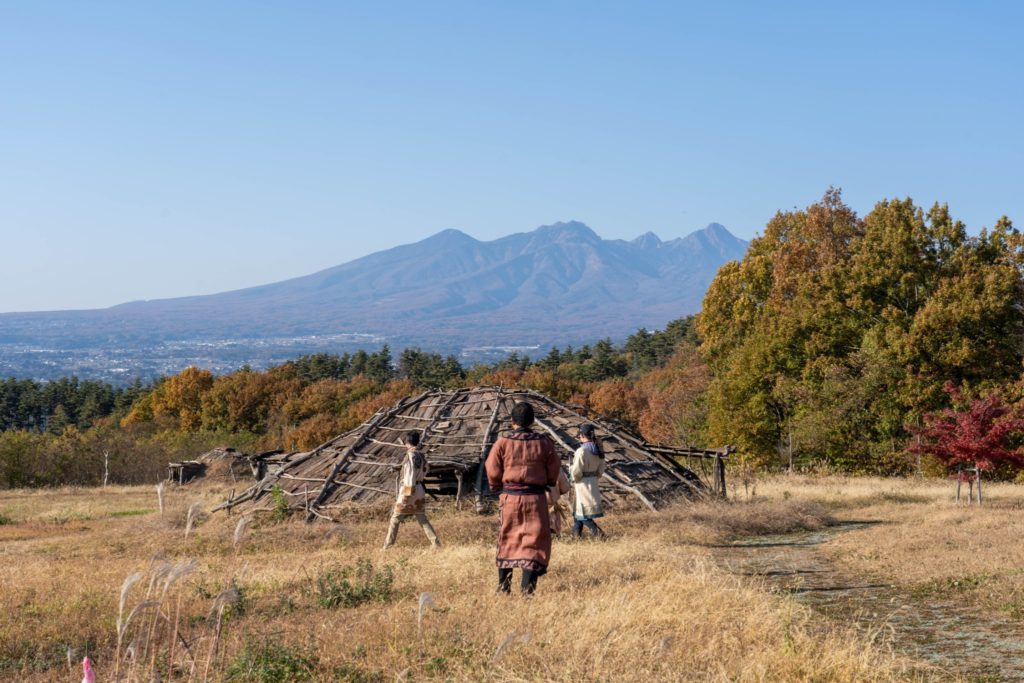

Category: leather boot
[497, 568, 512, 594]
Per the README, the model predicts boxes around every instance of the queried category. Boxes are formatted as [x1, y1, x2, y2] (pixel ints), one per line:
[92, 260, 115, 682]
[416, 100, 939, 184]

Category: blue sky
[1, 1, 1021, 311]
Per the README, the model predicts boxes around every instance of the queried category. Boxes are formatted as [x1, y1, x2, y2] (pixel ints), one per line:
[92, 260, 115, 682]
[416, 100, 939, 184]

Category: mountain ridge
[0, 222, 748, 373]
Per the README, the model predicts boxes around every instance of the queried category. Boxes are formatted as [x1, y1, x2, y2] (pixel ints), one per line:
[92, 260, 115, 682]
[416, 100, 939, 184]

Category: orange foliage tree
[587, 378, 646, 427]
[638, 345, 711, 447]
[519, 366, 589, 403]
[200, 367, 301, 434]
[144, 367, 215, 430]
[277, 375, 382, 449]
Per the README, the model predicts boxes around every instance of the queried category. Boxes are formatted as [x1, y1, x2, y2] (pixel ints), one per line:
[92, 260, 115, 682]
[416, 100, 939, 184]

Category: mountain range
[0, 221, 748, 379]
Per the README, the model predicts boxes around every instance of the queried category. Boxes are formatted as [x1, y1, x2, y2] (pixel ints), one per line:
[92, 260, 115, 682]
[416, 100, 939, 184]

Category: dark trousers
[571, 518, 603, 538]
[497, 568, 539, 594]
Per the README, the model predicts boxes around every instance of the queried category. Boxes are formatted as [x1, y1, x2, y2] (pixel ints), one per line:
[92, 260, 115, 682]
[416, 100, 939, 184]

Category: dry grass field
[5, 475, 1013, 682]
[760, 476, 1024, 622]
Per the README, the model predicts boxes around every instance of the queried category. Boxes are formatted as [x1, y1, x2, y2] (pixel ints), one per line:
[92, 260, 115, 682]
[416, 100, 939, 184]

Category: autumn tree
[910, 382, 1024, 480]
[588, 378, 646, 427]
[146, 367, 214, 430]
[700, 189, 862, 466]
[638, 344, 711, 448]
[200, 366, 301, 434]
[278, 376, 378, 429]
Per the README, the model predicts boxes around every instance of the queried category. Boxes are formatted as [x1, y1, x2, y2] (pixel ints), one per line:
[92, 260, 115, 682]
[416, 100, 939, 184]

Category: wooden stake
[475, 389, 505, 512]
[977, 467, 983, 506]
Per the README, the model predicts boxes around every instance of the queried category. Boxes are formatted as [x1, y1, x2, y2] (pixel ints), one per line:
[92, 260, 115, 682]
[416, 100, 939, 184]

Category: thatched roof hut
[217, 387, 728, 520]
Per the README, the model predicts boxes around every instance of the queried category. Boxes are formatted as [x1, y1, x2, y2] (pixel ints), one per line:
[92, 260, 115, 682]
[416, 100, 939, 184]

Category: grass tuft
[225, 639, 317, 683]
[314, 559, 394, 609]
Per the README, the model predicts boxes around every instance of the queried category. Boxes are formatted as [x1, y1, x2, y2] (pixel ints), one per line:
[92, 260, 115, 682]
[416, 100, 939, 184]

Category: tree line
[700, 189, 1024, 474]
[0, 318, 703, 486]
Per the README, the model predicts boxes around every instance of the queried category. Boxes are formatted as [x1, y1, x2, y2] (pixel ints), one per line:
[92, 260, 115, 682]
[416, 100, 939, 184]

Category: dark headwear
[403, 430, 421, 447]
[579, 423, 596, 439]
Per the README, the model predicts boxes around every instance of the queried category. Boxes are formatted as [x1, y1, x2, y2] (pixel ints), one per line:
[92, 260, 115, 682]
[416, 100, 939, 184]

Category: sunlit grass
[0, 479, 943, 681]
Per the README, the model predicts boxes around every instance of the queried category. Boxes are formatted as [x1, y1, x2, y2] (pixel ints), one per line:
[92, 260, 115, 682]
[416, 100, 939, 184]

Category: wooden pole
[601, 471, 658, 513]
[475, 389, 505, 513]
[977, 466, 983, 507]
[714, 452, 727, 499]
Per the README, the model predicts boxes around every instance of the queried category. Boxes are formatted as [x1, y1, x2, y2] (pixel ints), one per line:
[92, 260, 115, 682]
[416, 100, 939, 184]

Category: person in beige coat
[570, 423, 605, 539]
[383, 430, 440, 549]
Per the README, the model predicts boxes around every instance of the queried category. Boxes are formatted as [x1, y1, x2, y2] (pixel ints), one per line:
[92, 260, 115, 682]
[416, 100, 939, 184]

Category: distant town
[0, 334, 545, 384]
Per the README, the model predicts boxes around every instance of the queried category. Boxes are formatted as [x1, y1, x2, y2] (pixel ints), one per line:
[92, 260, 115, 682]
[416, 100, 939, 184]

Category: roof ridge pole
[474, 387, 505, 513]
[303, 390, 428, 522]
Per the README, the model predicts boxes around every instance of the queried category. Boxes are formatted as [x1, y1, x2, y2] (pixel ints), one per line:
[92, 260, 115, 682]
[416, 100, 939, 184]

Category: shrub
[225, 640, 316, 683]
[333, 663, 384, 682]
[315, 559, 394, 609]
[271, 485, 289, 522]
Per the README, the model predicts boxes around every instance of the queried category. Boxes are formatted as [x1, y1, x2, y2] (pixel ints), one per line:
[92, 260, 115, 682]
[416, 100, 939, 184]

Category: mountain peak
[632, 231, 662, 248]
[698, 222, 744, 247]
[669, 222, 746, 258]
[532, 221, 600, 243]
[701, 222, 732, 237]
[415, 228, 479, 249]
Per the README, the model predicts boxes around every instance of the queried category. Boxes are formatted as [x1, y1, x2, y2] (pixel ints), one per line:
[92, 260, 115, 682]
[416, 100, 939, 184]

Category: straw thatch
[216, 387, 728, 520]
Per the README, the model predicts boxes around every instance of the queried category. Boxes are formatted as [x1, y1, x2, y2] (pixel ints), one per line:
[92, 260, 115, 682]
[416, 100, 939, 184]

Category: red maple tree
[909, 382, 1024, 471]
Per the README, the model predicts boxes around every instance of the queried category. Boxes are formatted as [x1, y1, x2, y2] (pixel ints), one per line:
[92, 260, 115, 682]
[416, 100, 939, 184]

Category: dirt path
[710, 524, 1024, 682]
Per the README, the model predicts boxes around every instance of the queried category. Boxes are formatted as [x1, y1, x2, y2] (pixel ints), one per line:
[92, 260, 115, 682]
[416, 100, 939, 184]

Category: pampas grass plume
[184, 502, 202, 539]
[233, 516, 249, 552]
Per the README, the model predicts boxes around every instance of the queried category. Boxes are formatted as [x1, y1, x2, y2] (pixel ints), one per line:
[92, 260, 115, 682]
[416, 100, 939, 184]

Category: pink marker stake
[82, 656, 95, 683]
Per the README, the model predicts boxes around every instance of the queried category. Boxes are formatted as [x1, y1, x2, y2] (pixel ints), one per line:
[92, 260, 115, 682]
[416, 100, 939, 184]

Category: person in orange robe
[485, 401, 562, 593]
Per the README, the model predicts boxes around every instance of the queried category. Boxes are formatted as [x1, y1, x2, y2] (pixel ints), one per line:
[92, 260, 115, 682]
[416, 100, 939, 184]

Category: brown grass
[0, 481, 934, 681]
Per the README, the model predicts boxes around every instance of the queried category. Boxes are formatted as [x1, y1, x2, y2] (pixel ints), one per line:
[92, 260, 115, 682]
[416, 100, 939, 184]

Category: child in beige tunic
[383, 430, 439, 548]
